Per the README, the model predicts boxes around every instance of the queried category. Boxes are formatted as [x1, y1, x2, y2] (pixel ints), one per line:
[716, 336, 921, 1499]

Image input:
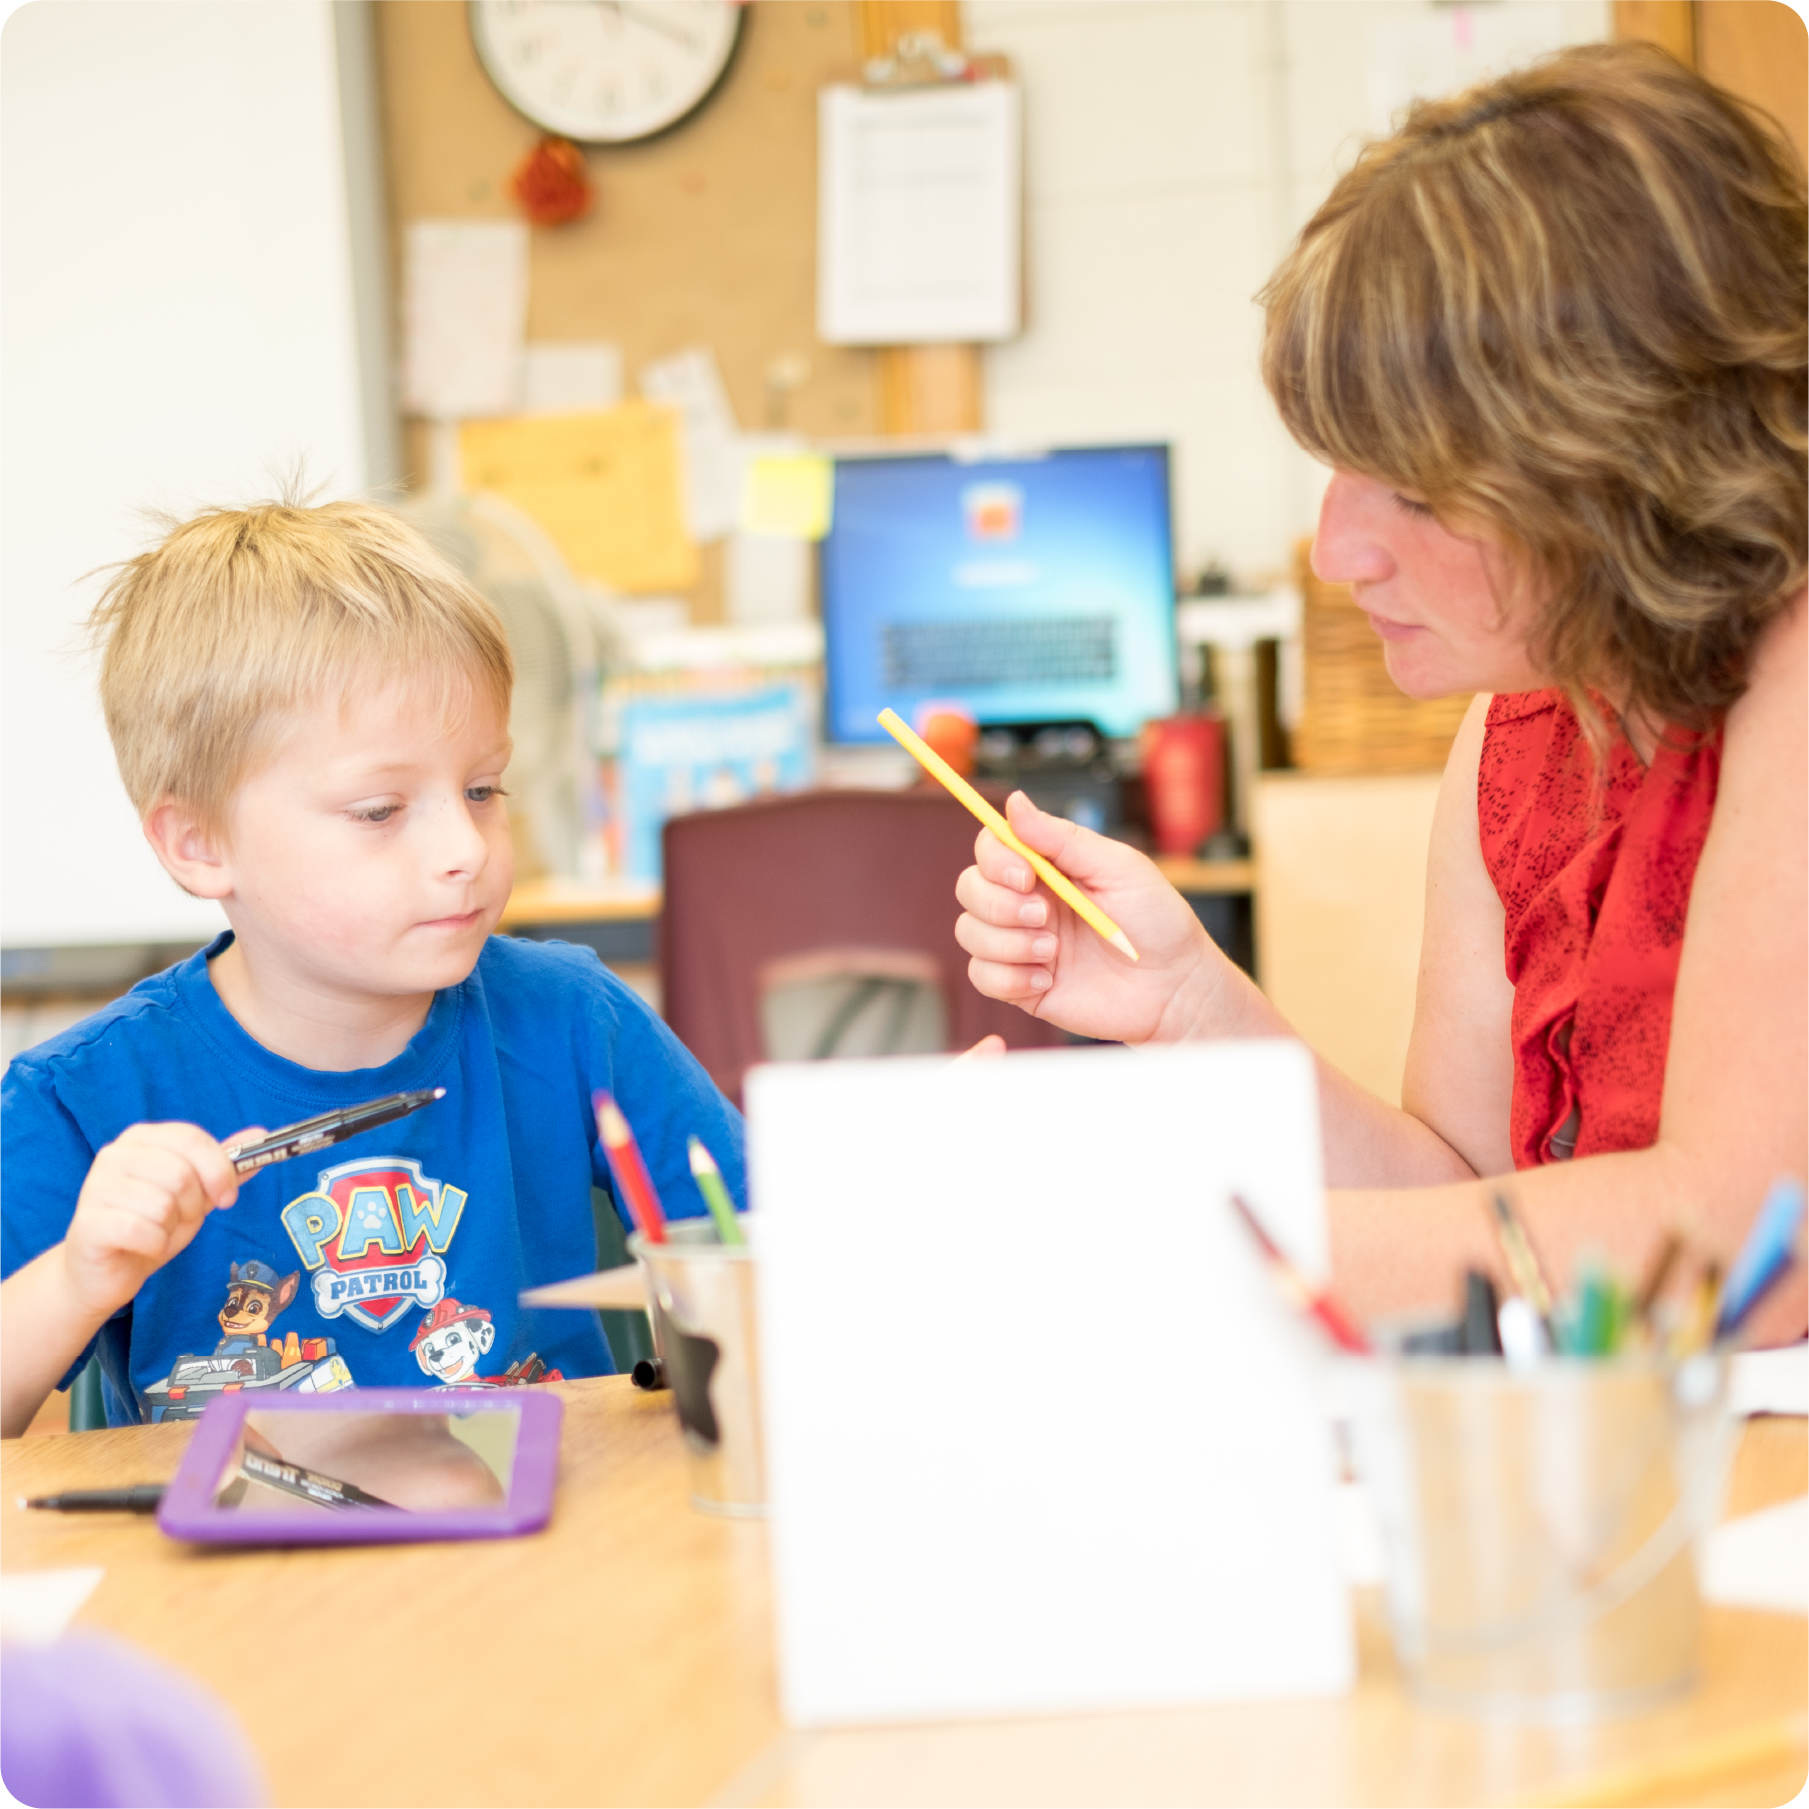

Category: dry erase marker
[687, 1136, 745, 1245]
[22, 1485, 164, 1513]
[595, 1092, 668, 1243]
[876, 707, 1139, 961]
[226, 1088, 445, 1176]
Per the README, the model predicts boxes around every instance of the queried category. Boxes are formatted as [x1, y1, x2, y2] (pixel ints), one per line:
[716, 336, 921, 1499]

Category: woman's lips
[1362, 611, 1424, 642]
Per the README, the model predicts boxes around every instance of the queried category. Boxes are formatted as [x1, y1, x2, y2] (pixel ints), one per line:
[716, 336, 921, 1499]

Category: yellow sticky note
[740, 452, 833, 539]
[459, 402, 698, 593]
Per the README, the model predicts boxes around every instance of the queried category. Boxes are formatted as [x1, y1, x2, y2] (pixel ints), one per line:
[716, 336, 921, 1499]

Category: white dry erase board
[747, 1038, 1353, 1727]
[2, 1, 375, 949]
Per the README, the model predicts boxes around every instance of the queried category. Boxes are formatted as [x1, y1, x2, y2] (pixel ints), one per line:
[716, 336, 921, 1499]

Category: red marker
[1229, 1192, 1371, 1356]
[594, 1091, 668, 1243]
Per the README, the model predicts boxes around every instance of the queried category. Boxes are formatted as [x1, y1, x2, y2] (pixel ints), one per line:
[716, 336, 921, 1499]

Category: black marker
[22, 1486, 164, 1513]
[227, 1088, 445, 1176]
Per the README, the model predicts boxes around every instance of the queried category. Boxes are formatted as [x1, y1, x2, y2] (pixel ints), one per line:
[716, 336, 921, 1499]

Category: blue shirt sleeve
[580, 962, 748, 1233]
[1, 1055, 96, 1280]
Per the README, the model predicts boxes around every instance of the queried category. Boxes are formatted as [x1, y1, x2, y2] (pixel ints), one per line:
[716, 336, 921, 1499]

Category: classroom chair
[660, 788, 1068, 1105]
[69, 1356, 107, 1431]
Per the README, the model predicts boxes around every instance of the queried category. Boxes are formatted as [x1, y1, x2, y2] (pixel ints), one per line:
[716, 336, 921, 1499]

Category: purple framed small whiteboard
[157, 1388, 562, 1546]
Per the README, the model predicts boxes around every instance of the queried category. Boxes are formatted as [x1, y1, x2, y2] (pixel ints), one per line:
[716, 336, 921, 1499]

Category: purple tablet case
[157, 1388, 563, 1545]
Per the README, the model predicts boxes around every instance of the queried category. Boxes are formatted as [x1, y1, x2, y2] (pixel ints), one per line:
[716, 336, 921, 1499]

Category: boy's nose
[429, 794, 492, 877]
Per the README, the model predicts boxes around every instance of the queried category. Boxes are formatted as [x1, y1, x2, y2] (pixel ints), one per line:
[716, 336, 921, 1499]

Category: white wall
[1, 0, 369, 947]
[969, 0, 1611, 587]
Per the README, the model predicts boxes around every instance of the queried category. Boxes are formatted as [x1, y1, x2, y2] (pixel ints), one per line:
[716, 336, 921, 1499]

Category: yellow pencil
[1490, 1714, 1809, 1809]
[877, 708, 1139, 961]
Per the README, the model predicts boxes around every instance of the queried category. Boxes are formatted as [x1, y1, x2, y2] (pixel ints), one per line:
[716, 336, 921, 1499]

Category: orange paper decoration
[512, 136, 592, 227]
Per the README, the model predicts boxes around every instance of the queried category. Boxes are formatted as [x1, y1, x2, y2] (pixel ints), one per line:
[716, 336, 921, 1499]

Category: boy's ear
[142, 797, 234, 900]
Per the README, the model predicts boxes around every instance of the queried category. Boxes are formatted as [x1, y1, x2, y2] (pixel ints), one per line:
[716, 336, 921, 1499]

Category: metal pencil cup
[629, 1221, 765, 1518]
[1347, 1354, 1733, 1721]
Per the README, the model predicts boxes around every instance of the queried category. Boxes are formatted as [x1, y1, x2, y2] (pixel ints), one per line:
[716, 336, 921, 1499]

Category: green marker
[688, 1136, 745, 1245]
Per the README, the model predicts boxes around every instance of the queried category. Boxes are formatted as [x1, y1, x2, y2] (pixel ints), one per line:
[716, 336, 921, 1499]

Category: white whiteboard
[1, 0, 369, 947]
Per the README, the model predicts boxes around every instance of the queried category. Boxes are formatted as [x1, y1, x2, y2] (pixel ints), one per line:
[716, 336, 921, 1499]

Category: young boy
[1, 499, 743, 1434]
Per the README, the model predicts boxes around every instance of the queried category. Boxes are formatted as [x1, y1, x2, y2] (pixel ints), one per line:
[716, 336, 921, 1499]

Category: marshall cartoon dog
[215, 1260, 301, 1354]
[409, 1298, 561, 1387]
[409, 1298, 497, 1384]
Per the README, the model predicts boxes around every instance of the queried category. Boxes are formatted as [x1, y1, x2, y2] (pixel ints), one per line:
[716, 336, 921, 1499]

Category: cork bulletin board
[374, 0, 883, 621]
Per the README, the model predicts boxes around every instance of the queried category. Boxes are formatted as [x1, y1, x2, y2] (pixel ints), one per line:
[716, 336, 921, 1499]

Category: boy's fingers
[83, 1205, 175, 1265]
[954, 1034, 1008, 1062]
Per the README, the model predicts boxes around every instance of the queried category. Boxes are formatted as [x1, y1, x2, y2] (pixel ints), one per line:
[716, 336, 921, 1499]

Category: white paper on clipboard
[818, 81, 1021, 346]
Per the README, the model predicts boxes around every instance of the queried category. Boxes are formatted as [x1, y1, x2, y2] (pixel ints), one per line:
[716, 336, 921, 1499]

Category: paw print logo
[358, 1204, 389, 1234]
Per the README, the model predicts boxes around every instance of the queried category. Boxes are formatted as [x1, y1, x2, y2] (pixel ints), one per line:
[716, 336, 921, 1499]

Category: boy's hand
[60, 1123, 261, 1319]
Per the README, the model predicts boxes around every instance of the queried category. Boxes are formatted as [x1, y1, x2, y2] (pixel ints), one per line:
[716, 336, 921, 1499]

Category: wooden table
[4, 1384, 1803, 1808]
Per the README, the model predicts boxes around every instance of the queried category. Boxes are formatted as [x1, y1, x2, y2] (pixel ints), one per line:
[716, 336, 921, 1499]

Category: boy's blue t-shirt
[1, 933, 743, 1425]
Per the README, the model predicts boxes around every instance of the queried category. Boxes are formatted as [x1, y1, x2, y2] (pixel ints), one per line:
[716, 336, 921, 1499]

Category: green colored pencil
[687, 1136, 745, 1245]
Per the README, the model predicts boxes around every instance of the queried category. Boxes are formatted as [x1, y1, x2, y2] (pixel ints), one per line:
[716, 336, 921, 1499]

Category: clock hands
[600, 1, 697, 51]
[520, 0, 694, 37]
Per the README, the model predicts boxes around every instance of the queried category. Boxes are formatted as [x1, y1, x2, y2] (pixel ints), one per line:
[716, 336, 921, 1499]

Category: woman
[956, 43, 1807, 1340]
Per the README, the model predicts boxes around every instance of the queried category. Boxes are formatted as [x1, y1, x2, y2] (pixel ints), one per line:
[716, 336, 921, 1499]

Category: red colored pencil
[1229, 1192, 1371, 1355]
[594, 1091, 668, 1243]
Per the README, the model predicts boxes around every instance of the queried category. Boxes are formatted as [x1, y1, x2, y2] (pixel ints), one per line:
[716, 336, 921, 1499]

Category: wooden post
[1612, 0, 1697, 66]
[855, 0, 984, 436]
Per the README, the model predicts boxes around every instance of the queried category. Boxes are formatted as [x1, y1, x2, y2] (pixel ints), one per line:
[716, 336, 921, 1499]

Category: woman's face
[1311, 471, 1550, 699]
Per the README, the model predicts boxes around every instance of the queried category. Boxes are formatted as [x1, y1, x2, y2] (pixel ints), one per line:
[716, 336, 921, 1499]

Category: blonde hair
[89, 498, 514, 833]
[1261, 41, 1807, 731]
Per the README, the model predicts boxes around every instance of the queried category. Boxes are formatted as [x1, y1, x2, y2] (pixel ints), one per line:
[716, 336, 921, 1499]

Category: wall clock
[470, 1, 745, 145]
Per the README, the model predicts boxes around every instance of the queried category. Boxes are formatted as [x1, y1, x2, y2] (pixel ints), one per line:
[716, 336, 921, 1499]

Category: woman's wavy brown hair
[1260, 41, 1806, 731]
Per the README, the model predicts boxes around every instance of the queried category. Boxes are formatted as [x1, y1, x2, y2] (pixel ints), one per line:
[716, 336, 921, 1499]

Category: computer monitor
[820, 444, 1179, 744]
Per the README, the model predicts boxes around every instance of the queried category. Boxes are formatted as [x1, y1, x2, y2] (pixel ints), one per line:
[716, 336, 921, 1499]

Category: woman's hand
[954, 791, 1238, 1045]
[61, 1122, 253, 1321]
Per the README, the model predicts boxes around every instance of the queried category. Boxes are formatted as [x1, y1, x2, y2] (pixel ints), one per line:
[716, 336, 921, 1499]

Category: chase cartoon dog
[215, 1260, 300, 1353]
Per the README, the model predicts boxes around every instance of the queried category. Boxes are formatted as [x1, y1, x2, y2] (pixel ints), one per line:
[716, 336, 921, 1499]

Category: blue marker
[1715, 1178, 1807, 1342]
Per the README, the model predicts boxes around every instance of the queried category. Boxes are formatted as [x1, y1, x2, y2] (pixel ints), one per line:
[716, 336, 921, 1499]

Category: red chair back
[660, 788, 1067, 1103]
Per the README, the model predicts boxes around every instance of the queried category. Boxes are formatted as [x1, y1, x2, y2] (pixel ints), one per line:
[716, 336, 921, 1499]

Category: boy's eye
[349, 804, 399, 824]
[1390, 491, 1435, 520]
[465, 784, 507, 805]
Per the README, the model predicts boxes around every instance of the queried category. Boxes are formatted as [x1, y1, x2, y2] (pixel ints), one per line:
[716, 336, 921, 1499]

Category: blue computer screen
[821, 445, 1179, 743]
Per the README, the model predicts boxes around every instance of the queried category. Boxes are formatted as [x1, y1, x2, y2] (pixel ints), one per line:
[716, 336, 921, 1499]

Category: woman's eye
[1390, 491, 1435, 519]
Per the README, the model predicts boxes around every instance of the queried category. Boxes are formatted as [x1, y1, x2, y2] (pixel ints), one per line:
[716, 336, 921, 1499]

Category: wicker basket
[1290, 540, 1473, 772]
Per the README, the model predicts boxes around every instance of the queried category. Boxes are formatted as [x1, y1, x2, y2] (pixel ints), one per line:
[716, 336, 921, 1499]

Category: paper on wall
[459, 403, 698, 593]
[522, 342, 623, 415]
[401, 221, 528, 419]
[741, 451, 833, 539]
[819, 82, 1022, 345]
[1368, 6, 1568, 136]
[726, 531, 812, 624]
[639, 347, 743, 542]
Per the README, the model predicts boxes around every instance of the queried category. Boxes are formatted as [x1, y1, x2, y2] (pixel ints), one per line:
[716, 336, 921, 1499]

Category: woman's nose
[1311, 471, 1393, 588]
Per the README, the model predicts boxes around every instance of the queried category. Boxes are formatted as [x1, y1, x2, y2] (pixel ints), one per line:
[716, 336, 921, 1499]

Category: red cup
[1142, 714, 1225, 855]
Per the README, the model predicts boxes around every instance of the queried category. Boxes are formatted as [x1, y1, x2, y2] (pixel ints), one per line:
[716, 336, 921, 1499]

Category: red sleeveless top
[1477, 691, 1720, 1169]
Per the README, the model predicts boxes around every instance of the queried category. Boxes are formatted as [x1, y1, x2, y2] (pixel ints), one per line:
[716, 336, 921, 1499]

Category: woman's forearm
[1328, 1141, 1807, 1343]
[1165, 956, 1481, 1191]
